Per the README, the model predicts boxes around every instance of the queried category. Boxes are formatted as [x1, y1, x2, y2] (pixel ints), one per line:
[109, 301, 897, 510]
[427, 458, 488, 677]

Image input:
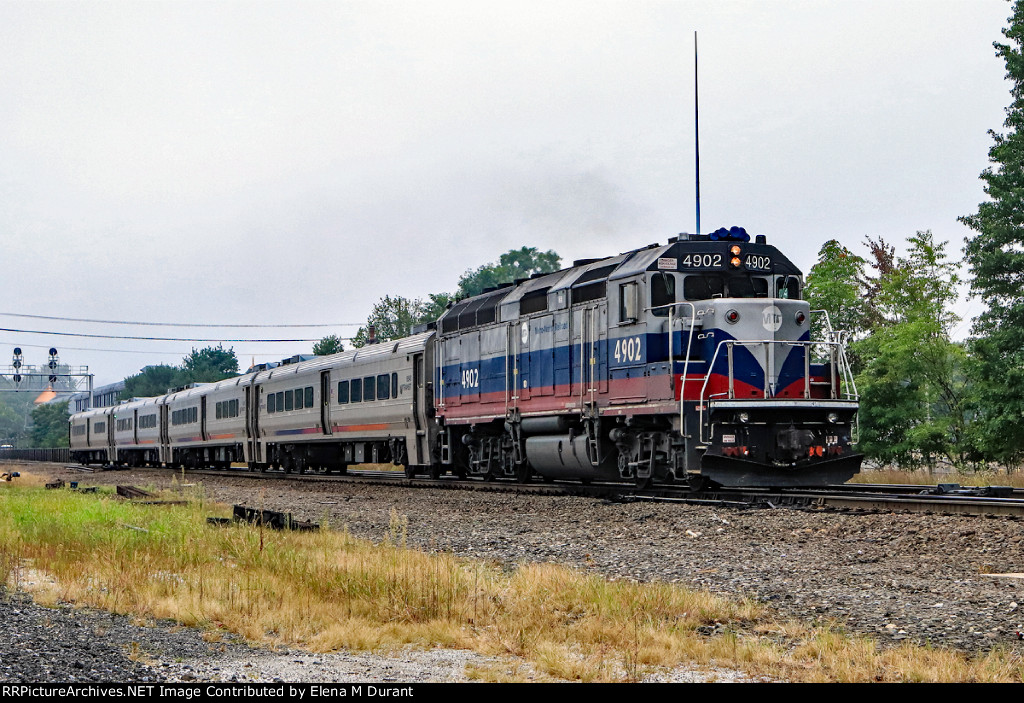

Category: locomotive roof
[547, 251, 634, 293]
[443, 234, 803, 316]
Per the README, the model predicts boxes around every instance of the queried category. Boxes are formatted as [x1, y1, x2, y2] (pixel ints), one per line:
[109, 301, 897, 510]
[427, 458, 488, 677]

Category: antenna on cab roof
[694, 31, 701, 236]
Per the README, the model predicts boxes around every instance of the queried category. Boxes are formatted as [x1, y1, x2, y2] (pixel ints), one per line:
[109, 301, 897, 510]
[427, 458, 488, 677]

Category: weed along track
[2, 461, 1024, 682]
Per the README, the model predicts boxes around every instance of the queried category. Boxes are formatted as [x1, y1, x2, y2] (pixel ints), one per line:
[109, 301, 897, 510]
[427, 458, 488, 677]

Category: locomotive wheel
[635, 474, 653, 490]
[404, 464, 417, 479]
[515, 463, 531, 484]
[429, 464, 443, 480]
[687, 474, 712, 492]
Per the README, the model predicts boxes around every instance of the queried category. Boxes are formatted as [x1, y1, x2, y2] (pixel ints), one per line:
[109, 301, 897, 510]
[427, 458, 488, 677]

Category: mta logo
[761, 305, 783, 332]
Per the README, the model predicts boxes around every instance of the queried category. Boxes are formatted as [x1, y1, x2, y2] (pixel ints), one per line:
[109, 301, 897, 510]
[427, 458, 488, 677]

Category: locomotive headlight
[738, 412, 750, 423]
[827, 412, 839, 424]
[729, 256, 741, 268]
[726, 309, 740, 324]
[795, 311, 806, 325]
[729, 245, 742, 256]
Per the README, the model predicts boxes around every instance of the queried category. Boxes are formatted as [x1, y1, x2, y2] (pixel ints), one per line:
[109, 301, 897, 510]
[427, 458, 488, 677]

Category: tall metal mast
[694, 31, 701, 236]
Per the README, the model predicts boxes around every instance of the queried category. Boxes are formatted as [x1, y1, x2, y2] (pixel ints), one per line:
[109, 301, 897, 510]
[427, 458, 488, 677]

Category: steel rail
[47, 461, 1024, 517]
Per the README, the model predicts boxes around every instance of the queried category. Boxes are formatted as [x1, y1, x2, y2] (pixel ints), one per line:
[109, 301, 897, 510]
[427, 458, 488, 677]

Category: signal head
[48, 348, 57, 357]
[13, 348, 21, 356]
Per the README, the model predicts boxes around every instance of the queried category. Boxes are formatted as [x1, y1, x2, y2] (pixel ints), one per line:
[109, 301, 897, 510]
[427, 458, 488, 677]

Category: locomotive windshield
[682, 274, 771, 300]
[775, 275, 801, 299]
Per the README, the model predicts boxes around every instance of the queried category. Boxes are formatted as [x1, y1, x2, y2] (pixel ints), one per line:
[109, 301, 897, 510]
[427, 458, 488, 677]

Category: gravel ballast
[3, 462, 1023, 681]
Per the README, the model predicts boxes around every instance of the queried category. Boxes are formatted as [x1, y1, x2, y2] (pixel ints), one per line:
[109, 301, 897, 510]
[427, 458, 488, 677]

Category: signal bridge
[1, 347, 94, 405]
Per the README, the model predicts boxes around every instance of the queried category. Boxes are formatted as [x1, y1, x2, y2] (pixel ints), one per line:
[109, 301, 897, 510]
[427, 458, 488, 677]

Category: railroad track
[635, 485, 1024, 517]
[44, 461, 1024, 518]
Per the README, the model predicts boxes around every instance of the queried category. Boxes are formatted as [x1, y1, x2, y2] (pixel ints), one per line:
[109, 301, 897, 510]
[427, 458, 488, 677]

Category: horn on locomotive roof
[709, 226, 751, 242]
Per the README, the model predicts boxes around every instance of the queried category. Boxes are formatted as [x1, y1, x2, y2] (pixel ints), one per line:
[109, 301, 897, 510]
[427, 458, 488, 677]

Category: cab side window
[651, 273, 676, 317]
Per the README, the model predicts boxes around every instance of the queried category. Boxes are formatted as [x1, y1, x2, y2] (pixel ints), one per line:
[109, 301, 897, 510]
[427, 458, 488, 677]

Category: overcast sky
[0, 0, 1014, 387]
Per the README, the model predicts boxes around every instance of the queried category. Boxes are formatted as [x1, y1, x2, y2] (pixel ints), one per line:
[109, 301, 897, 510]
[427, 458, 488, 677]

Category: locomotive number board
[658, 252, 773, 271]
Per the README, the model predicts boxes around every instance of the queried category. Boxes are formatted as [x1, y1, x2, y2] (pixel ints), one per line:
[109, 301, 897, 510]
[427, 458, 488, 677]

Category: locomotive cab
[657, 231, 862, 487]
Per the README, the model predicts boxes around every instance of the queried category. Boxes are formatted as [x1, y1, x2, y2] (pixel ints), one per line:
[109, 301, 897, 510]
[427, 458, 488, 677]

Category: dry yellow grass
[853, 467, 1024, 488]
[0, 480, 1021, 682]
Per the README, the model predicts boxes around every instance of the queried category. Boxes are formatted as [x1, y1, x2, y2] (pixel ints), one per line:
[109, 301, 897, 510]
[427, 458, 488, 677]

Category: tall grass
[0, 478, 1021, 682]
[854, 467, 1024, 488]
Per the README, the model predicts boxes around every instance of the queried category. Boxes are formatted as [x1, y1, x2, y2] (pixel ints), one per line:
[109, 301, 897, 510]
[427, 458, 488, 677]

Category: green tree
[960, 0, 1024, 468]
[860, 236, 899, 331]
[122, 346, 239, 399]
[0, 398, 23, 444]
[351, 295, 429, 347]
[182, 344, 239, 381]
[803, 239, 868, 344]
[455, 246, 561, 299]
[419, 292, 453, 323]
[30, 402, 69, 448]
[0, 375, 53, 444]
[313, 335, 345, 356]
[348, 248, 561, 348]
[854, 232, 970, 468]
[123, 364, 182, 399]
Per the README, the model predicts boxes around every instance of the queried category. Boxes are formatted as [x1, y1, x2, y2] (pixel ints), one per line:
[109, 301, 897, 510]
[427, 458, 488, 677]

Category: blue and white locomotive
[70, 230, 860, 488]
[434, 229, 861, 487]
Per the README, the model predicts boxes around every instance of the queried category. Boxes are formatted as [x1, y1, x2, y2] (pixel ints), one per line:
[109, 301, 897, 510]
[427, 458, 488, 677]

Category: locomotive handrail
[697, 338, 858, 445]
[809, 310, 860, 405]
[645, 301, 702, 437]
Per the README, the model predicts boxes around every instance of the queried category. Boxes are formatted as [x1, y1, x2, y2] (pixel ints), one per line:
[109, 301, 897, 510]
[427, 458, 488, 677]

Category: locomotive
[70, 229, 861, 488]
